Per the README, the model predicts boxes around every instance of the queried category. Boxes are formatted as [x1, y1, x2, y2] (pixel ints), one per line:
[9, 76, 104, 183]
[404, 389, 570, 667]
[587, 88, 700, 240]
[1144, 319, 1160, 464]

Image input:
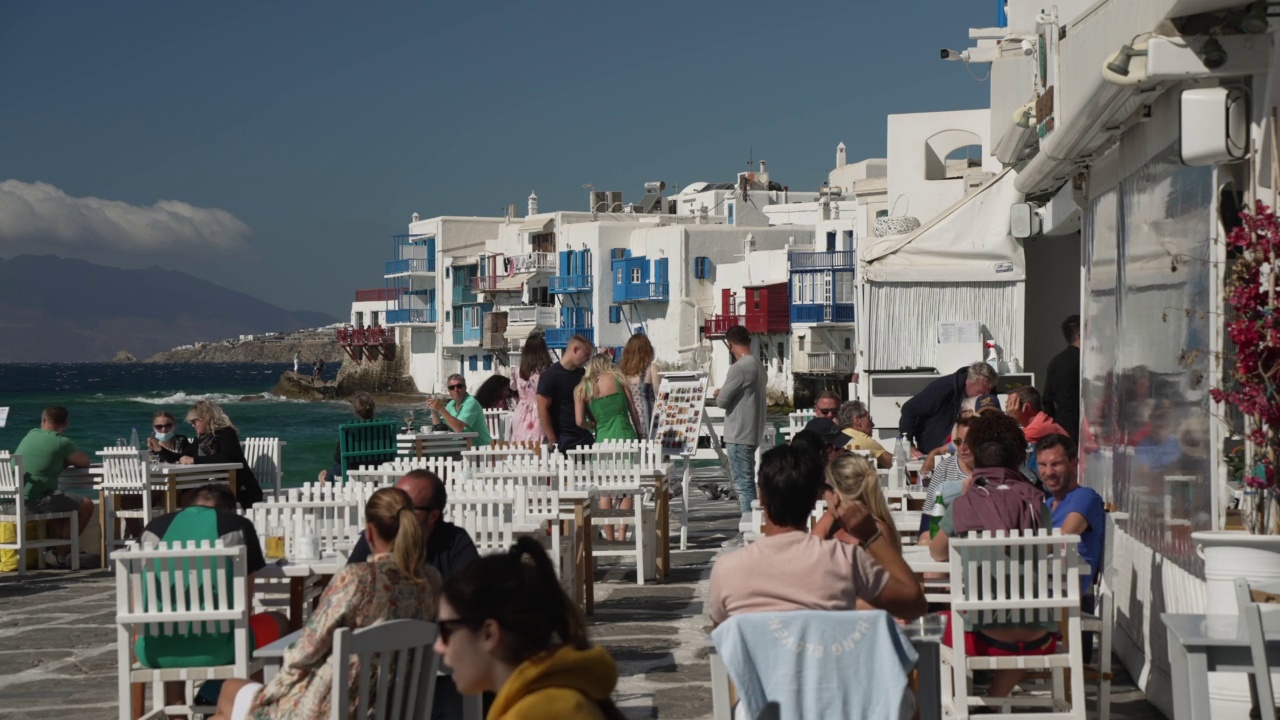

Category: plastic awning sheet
[518, 217, 554, 233]
[496, 271, 535, 291]
[863, 168, 1026, 283]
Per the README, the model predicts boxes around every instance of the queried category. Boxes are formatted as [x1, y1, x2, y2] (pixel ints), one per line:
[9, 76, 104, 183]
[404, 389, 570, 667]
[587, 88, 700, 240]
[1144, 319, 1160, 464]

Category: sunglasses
[413, 504, 440, 514]
[448, 384, 466, 391]
[438, 617, 480, 644]
[815, 407, 838, 416]
[153, 423, 174, 431]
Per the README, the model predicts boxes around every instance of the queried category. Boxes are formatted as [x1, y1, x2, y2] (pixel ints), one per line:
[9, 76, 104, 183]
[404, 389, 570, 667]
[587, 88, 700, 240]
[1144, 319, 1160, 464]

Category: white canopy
[863, 168, 1026, 283]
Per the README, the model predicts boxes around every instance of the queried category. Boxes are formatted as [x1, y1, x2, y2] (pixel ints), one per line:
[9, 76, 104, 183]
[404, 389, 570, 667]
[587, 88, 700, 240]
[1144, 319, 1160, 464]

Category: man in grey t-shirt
[715, 325, 768, 529]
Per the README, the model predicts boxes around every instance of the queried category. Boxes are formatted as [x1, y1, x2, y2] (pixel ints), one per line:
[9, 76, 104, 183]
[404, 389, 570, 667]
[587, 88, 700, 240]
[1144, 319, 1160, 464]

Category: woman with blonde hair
[213, 487, 441, 720]
[813, 453, 902, 551]
[574, 353, 643, 540]
[618, 333, 660, 436]
[156, 399, 264, 507]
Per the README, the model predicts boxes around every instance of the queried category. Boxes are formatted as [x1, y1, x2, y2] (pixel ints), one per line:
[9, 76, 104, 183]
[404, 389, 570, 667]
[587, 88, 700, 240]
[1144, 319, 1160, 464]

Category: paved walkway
[0, 492, 1165, 719]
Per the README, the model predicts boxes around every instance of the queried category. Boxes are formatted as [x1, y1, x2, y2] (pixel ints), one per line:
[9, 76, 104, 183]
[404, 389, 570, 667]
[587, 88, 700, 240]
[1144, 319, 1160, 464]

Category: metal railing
[510, 252, 557, 273]
[507, 305, 557, 325]
[549, 274, 593, 293]
[385, 257, 436, 275]
[545, 327, 594, 348]
[802, 352, 857, 375]
[354, 288, 403, 302]
[613, 282, 670, 302]
[788, 251, 855, 270]
[703, 314, 743, 337]
[384, 308, 436, 325]
[791, 303, 856, 324]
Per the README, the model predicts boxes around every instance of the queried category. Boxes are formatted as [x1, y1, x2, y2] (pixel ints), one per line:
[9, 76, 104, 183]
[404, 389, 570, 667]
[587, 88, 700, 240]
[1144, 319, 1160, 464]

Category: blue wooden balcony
[385, 308, 436, 325]
[385, 257, 436, 276]
[791, 303, 856, 324]
[452, 285, 479, 305]
[545, 326, 594, 349]
[613, 281, 670, 303]
[789, 251, 855, 270]
[550, 275, 593, 294]
[452, 326, 483, 345]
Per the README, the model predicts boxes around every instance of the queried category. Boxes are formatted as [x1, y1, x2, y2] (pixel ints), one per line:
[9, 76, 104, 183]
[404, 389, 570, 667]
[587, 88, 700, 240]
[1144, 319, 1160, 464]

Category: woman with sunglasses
[155, 400, 265, 508]
[917, 416, 975, 544]
[212, 487, 441, 720]
[434, 537, 624, 720]
[145, 411, 192, 460]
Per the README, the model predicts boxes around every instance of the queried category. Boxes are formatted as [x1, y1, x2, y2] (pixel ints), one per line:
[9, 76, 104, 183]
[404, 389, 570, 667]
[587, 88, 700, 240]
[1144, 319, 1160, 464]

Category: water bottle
[129, 427, 141, 457]
[930, 494, 947, 538]
[893, 434, 909, 488]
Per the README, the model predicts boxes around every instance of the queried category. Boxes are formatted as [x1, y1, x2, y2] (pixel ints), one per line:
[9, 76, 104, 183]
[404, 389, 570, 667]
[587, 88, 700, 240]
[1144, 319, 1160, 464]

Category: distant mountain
[0, 255, 336, 362]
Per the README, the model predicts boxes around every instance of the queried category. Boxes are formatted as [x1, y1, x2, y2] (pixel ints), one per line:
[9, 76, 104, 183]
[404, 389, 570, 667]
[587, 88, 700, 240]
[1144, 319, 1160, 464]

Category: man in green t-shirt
[429, 373, 492, 446]
[13, 406, 93, 564]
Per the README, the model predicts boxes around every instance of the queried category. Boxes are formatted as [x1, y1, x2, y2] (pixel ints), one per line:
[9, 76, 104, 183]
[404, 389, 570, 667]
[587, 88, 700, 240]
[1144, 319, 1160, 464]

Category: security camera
[941, 48, 962, 61]
[1019, 39, 1035, 56]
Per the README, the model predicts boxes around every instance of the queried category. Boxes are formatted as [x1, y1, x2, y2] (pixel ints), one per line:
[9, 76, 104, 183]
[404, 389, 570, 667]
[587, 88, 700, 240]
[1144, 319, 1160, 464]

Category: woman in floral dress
[510, 334, 553, 443]
[212, 487, 441, 720]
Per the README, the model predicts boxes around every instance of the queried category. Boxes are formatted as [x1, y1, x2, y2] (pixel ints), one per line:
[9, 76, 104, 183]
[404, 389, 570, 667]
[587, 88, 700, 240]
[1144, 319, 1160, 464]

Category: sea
[0, 363, 400, 488]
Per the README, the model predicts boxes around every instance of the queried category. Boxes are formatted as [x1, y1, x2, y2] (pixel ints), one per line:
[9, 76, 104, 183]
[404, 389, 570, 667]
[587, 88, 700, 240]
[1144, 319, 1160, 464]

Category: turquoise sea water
[0, 363, 393, 489]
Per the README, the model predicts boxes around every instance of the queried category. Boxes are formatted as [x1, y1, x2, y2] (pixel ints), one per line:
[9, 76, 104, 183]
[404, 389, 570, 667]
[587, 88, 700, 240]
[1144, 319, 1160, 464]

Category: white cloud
[0, 179, 252, 256]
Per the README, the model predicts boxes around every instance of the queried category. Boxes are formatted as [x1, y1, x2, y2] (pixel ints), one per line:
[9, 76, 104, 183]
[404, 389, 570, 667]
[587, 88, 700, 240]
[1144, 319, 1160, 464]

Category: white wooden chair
[513, 484, 566, 579]
[0, 452, 79, 574]
[114, 540, 259, 720]
[941, 529, 1086, 719]
[482, 409, 510, 443]
[332, 618, 441, 720]
[461, 445, 537, 475]
[565, 446, 654, 584]
[444, 493, 514, 555]
[1082, 510, 1123, 720]
[783, 409, 816, 442]
[1233, 576, 1280, 718]
[99, 447, 160, 558]
[348, 457, 460, 487]
[242, 437, 284, 500]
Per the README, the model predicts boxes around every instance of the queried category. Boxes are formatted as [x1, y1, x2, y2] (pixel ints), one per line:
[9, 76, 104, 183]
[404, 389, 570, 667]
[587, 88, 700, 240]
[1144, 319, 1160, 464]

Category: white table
[397, 432, 479, 458]
[256, 555, 343, 631]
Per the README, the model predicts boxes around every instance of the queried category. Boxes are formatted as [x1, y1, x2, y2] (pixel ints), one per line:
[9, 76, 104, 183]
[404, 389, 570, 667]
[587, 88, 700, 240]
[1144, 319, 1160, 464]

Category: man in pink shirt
[1006, 386, 1069, 443]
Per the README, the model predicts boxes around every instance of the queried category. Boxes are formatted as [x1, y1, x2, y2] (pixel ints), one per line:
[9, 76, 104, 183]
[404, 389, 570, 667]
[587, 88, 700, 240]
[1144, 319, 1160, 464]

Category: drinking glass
[265, 525, 286, 560]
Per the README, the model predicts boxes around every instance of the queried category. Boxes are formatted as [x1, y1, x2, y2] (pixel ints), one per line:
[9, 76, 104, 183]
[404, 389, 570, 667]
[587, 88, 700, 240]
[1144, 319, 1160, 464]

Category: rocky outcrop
[148, 337, 343, 364]
[111, 350, 138, 363]
[336, 351, 418, 396]
[272, 371, 339, 401]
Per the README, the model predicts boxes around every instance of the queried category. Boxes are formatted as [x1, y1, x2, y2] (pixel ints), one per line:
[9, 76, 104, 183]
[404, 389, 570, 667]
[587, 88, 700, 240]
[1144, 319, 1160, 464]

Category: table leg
[289, 578, 305, 632]
[584, 505, 594, 616]
[1166, 626, 1212, 719]
[228, 468, 238, 501]
[572, 502, 586, 610]
[655, 473, 668, 581]
[99, 490, 108, 562]
[415, 439, 424, 459]
[914, 639, 942, 720]
[166, 479, 177, 514]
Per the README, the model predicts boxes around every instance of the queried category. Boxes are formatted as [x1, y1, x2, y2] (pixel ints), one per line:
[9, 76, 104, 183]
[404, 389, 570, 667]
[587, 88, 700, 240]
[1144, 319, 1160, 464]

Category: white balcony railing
[510, 252, 558, 273]
[506, 305, 557, 326]
[798, 351, 856, 375]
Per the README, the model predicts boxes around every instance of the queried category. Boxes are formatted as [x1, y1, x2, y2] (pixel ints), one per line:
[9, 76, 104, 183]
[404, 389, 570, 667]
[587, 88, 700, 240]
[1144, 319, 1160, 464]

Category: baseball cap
[803, 418, 852, 449]
[974, 394, 1002, 414]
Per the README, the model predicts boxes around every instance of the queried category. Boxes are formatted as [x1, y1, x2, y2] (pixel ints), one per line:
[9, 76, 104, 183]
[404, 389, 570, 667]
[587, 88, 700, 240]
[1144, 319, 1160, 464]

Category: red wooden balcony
[354, 288, 403, 303]
[703, 314, 743, 338]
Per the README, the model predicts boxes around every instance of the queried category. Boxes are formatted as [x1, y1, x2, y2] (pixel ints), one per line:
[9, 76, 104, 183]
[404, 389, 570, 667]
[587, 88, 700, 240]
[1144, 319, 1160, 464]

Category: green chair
[338, 419, 401, 480]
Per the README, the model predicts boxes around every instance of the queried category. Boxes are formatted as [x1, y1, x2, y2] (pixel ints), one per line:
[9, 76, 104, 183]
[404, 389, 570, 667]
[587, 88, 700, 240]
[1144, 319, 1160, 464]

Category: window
[726, 201, 735, 225]
[758, 342, 766, 362]
[876, 209, 889, 219]
[631, 267, 642, 283]
[753, 289, 761, 309]
[694, 256, 711, 279]
[799, 336, 805, 351]
[611, 248, 626, 260]
[354, 312, 364, 329]
[483, 354, 493, 370]
[844, 337, 852, 351]
[835, 273, 855, 304]
[777, 341, 785, 358]
[468, 355, 478, 371]
[615, 268, 623, 285]
[530, 286, 549, 305]
[445, 310, 451, 322]
[371, 311, 379, 326]
[826, 231, 836, 252]
[609, 306, 622, 324]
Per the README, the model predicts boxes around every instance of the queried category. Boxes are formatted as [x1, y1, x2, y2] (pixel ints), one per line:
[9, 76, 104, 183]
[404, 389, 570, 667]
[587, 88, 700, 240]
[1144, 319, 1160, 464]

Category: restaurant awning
[496, 271, 535, 291]
[863, 168, 1025, 283]
[518, 217, 554, 233]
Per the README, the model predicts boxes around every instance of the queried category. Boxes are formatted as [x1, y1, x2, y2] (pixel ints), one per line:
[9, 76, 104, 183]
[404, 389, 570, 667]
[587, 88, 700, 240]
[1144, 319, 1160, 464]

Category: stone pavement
[0, 492, 1165, 719]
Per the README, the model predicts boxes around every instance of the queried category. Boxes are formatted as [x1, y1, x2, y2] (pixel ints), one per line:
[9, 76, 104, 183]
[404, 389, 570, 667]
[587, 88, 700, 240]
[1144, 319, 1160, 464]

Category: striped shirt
[922, 455, 970, 513]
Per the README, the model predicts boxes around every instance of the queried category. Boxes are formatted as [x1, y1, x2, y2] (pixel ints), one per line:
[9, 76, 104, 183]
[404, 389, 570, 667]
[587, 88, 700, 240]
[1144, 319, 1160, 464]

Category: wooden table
[644, 467, 671, 581]
[63, 462, 242, 559]
[560, 490, 595, 615]
[1163, 612, 1280, 719]
[256, 555, 343, 631]
[397, 432, 478, 458]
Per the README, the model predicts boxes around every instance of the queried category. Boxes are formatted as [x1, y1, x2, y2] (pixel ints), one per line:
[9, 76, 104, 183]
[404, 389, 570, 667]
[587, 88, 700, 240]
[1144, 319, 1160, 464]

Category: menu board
[649, 372, 708, 457]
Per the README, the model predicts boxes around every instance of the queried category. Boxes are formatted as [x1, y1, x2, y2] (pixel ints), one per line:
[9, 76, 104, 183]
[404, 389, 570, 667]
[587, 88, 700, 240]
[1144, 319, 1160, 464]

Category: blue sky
[0, 1, 991, 318]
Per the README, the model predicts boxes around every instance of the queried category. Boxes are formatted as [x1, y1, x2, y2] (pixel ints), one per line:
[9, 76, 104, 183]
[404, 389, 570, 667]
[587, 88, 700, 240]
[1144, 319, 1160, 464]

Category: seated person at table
[318, 392, 376, 483]
[917, 417, 975, 542]
[347, 470, 479, 581]
[434, 537, 623, 720]
[429, 374, 492, 446]
[14, 405, 93, 565]
[474, 374, 514, 411]
[800, 418, 853, 464]
[929, 413, 1055, 700]
[145, 410, 193, 460]
[836, 401, 893, 468]
[708, 445, 925, 625]
[812, 453, 902, 557]
[157, 400, 264, 508]
[214, 487, 442, 720]
[137, 485, 286, 707]
[1037, 433, 1105, 593]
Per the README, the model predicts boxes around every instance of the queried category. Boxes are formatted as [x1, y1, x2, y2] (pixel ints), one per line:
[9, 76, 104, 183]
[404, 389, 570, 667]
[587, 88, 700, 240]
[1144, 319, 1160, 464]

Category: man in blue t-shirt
[1036, 433, 1106, 592]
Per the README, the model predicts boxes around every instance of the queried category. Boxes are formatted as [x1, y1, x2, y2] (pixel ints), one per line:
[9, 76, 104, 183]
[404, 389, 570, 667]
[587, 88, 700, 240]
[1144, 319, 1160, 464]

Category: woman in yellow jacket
[433, 537, 623, 720]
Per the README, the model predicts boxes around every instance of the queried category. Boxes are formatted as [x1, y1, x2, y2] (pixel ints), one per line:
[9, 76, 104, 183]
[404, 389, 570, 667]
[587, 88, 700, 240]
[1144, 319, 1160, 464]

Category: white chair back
[114, 541, 255, 720]
[243, 437, 284, 499]
[0, 451, 21, 496]
[482, 409, 510, 442]
[461, 445, 536, 474]
[594, 439, 664, 473]
[444, 494, 514, 555]
[783, 409, 816, 441]
[331, 618, 441, 720]
[0, 452, 80, 574]
[349, 457, 461, 487]
[243, 486, 368, 557]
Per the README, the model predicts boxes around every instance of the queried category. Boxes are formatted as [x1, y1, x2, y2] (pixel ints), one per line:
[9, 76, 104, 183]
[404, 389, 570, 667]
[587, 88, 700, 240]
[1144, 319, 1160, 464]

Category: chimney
[836, 142, 847, 169]
[527, 190, 538, 216]
[505, 203, 517, 220]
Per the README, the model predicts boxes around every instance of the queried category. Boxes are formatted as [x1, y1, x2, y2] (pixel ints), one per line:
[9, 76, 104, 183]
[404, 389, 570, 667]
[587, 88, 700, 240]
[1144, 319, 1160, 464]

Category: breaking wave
[125, 391, 294, 405]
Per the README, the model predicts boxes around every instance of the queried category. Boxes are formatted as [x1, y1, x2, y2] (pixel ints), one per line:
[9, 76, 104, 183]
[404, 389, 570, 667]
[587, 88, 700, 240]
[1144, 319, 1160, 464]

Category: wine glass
[403, 409, 415, 433]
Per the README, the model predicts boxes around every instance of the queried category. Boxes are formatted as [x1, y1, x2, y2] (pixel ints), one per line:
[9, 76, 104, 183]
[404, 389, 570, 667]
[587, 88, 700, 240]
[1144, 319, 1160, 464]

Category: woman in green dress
[574, 353, 644, 541]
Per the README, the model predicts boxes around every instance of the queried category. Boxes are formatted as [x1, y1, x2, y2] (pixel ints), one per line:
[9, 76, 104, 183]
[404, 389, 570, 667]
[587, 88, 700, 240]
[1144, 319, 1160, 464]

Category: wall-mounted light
[1106, 44, 1148, 76]
[1201, 37, 1227, 69]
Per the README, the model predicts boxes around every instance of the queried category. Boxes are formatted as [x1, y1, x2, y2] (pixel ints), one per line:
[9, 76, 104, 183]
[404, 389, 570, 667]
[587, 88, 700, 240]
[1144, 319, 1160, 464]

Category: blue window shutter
[469, 355, 478, 371]
[609, 306, 621, 324]
[559, 250, 571, 276]
[483, 354, 492, 370]
[655, 258, 669, 285]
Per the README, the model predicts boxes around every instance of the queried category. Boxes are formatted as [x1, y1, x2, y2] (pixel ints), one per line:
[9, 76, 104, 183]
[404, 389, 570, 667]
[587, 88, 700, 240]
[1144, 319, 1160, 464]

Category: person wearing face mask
[146, 411, 193, 460]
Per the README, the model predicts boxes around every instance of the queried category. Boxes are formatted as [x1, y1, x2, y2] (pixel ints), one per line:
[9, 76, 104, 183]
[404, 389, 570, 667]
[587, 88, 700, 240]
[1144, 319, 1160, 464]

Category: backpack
[949, 467, 1045, 536]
